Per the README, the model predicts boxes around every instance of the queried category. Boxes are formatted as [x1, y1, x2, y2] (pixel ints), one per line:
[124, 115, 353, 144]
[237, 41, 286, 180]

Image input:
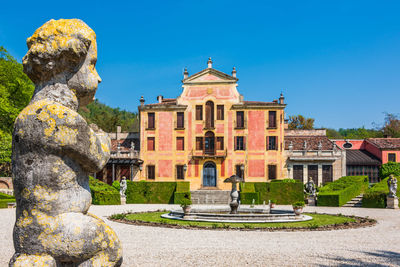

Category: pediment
[183, 68, 238, 84]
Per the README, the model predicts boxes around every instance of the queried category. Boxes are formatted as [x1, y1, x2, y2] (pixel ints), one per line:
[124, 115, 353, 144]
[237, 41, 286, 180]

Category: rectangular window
[196, 137, 203, 151]
[308, 165, 318, 186]
[177, 112, 184, 129]
[147, 137, 155, 151]
[147, 165, 155, 180]
[388, 153, 397, 162]
[268, 165, 277, 180]
[195, 105, 203, 120]
[236, 111, 244, 128]
[235, 164, 244, 178]
[148, 113, 155, 129]
[267, 136, 277, 150]
[176, 137, 184, 151]
[217, 105, 224, 120]
[216, 137, 224, 150]
[293, 165, 303, 182]
[176, 165, 184, 180]
[268, 111, 277, 128]
[235, 136, 245, 150]
[322, 165, 333, 184]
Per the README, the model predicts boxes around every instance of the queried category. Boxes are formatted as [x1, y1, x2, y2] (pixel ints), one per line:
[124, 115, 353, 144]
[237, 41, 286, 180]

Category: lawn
[110, 211, 371, 230]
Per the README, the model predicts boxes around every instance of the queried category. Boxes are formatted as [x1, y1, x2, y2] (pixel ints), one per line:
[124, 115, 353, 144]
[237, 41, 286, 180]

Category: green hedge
[317, 176, 368, 207]
[0, 192, 14, 199]
[174, 182, 191, 204]
[379, 162, 400, 178]
[362, 176, 400, 208]
[89, 177, 121, 205]
[239, 180, 303, 205]
[126, 181, 190, 204]
[0, 198, 15, 208]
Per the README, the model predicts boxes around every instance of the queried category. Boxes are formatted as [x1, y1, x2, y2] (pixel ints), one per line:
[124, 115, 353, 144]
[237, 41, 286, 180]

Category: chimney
[140, 96, 145, 107]
[157, 95, 163, 103]
[239, 94, 244, 103]
[183, 68, 188, 79]
[231, 67, 236, 78]
[116, 125, 121, 140]
[207, 57, 213, 68]
[279, 92, 285, 104]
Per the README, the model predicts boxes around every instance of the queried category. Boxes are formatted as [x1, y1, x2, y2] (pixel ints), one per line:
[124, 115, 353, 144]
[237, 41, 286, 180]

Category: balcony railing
[190, 148, 227, 159]
[110, 150, 140, 159]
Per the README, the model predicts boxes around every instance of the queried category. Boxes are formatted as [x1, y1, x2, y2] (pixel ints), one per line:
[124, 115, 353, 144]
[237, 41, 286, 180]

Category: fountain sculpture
[224, 175, 243, 214]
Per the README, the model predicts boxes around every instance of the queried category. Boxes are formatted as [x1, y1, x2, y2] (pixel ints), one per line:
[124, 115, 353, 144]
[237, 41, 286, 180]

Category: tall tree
[382, 113, 400, 138]
[288, 115, 314, 130]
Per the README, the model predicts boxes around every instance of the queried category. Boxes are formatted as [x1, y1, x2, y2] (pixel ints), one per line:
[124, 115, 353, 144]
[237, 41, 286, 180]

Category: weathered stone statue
[10, 19, 122, 266]
[387, 174, 397, 198]
[224, 175, 243, 214]
[306, 179, 316, 197]
[120, 177, 127, 197]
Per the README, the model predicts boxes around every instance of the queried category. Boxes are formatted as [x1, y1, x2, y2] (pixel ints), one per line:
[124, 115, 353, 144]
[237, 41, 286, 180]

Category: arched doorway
[204, 131, 215, 155]
[203, 162, 217, 187]
[205, 101, 214, 128]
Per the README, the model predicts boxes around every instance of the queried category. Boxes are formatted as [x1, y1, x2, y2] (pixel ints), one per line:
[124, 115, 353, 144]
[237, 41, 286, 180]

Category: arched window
[205, 101, 214, 128]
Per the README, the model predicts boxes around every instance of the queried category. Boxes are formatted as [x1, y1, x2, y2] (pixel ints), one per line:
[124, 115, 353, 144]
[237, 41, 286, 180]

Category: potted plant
[269, 199, 277, 209]
[292, 201, 305, 215]
[180, 198, 192, 214]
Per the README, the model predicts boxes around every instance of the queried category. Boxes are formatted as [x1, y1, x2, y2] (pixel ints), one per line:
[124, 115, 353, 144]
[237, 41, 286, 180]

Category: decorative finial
[279, 91, 285, 104]
[140, 96, 145, 106]
[183, 68, 188, 79]
[232, 67, 236, 77]
[318, 141, 322, 150]
[207, 57, 213, 68]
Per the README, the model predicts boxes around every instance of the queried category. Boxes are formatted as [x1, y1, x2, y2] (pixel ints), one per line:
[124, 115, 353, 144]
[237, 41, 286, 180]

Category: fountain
[162, 175, 312, 223]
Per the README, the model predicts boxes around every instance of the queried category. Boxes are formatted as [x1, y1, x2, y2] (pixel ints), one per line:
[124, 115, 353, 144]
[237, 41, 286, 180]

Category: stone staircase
[191, 190, 231, 205]
[343, 194, 363, 207]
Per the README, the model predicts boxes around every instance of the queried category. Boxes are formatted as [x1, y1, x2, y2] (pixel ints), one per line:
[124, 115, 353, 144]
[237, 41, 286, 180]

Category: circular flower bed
[109, 210, 376, 231]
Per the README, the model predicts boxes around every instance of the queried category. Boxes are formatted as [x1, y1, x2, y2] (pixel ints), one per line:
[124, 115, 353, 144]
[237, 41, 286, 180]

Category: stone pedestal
[386, 196, 398, 209]
[307, 196, 316, 206]
[121, 196, 126, 205]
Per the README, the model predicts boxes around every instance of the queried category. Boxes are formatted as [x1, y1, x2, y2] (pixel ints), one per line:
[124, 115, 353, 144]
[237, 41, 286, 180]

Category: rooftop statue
[10, 19, 122, 266]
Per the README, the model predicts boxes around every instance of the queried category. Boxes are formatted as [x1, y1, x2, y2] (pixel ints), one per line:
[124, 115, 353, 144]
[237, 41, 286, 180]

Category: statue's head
[23, 19, 101, 107]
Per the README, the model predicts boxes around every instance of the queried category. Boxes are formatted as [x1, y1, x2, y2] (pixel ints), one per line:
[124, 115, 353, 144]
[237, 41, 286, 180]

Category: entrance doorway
[203, 162, 217, 187]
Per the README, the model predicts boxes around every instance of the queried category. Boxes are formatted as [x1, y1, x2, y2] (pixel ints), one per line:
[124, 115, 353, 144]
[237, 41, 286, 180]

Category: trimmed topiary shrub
[0, 192, 15, 208]
[379, 162, 400, 179]
[317, 176, 368, 207]
[362, 176, 400, 208]
[174, 182, 191, 204]
[112, 180, 120, 191]
[239, 180, 303, 205]
[89, 177, 121, 205]
[126, 181, 177, 204]
[0, 192, 14, 199]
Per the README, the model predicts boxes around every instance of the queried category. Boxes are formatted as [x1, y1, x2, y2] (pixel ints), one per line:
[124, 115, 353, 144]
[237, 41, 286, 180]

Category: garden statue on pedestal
[224, 175, 243, 214]
[305, 178, 317, 206]
[386, 174, 398, 209]
[10, 19, 122, 266]
[120, 177, 127, 205]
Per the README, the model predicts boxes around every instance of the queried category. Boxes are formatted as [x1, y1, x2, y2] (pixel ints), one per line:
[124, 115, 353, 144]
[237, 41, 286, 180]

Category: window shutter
[234, 136, 237, 150]
[266, 136, 269, 151]
[275, 136, 278, 151]
[243, 136, 246, 150]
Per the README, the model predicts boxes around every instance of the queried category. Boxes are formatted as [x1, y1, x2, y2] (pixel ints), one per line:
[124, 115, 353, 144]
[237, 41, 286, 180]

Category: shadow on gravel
[318, 250, 400, 267]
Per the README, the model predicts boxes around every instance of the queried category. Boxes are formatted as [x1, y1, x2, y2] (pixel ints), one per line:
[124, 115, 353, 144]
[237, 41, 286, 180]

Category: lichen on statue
[10, 19, 122, 267]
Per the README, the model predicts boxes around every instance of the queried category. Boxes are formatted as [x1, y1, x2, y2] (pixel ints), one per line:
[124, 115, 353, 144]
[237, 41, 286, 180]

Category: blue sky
[1, 1, 399, 129]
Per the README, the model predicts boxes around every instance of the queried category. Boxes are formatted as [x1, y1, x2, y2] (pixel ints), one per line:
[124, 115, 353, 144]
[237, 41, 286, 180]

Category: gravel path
[1, 205, 400, 266]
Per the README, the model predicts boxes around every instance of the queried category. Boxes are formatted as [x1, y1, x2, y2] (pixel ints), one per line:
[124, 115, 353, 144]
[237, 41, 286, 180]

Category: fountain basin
[162, 207, 312, 223]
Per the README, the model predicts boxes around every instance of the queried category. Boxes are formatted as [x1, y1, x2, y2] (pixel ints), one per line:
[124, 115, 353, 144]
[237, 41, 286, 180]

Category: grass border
[108, 210, 376, 232]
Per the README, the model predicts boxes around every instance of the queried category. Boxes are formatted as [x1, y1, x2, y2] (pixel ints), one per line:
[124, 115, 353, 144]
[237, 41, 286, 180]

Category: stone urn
[182, 205, 191, 214]
[293, 207, 303, 216]
[224, 175, 244, 214]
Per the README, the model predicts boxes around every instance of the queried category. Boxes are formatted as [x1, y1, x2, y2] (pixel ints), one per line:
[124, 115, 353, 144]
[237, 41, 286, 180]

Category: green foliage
[0, 47, 34, 171]
[292, 201, 305, 207]
[362, 176, 400, 208]
[179, 198, 192, 207]
[382, 113, 400, 138]
[174, 192, 191, 204]
[0, 192, 14, 199]
[78, 99, 139, 132]
[288, 115, 314, 130]
[0, 198, 15, 208]
[379, 162, 400, 178]
[89, 177, 121, 205]
[176, 181, 190, 192]
[126, 181, 177, 204]
[317, 176, 368, 207]
[112, 180, 120, 191]
[270, 199, 277, 204]
[239, 180, 303, 205]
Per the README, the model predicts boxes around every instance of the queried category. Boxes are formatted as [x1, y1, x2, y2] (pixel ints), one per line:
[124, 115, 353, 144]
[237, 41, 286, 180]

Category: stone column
[112, 163, 115, 182]
[318, 164, 323, 186]
[303, 164, 308, 184]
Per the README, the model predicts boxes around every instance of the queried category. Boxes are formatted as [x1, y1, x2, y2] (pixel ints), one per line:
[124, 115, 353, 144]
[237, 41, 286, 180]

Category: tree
[381, 113, 400, 138]
[288, 115, 314, 130]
